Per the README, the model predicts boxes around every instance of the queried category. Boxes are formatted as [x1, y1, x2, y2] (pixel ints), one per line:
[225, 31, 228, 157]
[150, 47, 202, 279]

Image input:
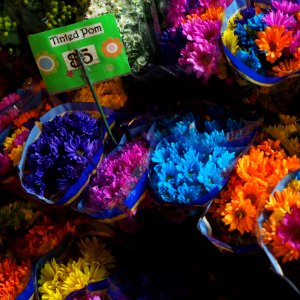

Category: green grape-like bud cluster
[0, 14, 17, 42]
[44, 1, 78, 29]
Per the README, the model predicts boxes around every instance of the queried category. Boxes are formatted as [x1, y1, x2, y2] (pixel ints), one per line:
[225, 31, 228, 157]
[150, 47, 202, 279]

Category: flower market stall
[1, 0, 300, 299]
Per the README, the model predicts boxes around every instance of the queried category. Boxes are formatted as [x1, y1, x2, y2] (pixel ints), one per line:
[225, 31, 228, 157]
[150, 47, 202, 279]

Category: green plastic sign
[28, 14, 131, 93]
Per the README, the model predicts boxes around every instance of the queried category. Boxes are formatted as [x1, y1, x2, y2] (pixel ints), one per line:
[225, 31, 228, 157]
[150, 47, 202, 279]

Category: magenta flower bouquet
[76, 138, 149, 222]
[159, 0, 232, 83]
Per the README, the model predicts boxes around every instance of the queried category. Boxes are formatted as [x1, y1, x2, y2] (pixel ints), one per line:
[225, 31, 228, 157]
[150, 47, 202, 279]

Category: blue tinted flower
[177, 183, 201, 203]
[197, 158, 224, 191]
[151, 147, 172, 164]
[235, 23, 249, 47]
[215, 150, 236, 171]
[200, 130, 226, 148]
[236, 50, 261, 71]
[156, 161, 179, 186]
[176, 156, 201, 184]
[247, 13, 266, 31]
[169, 140, 190, 160]
[226, 118, 244, 132]
[170, 120, 191, 136]
[157, 181, 178, 202]
[204, 120, 221, 133]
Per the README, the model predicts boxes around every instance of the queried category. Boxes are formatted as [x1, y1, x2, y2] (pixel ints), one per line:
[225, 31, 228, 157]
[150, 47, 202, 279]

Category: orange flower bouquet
[258, 169, 300, 294]
[198, 139, 300, 253]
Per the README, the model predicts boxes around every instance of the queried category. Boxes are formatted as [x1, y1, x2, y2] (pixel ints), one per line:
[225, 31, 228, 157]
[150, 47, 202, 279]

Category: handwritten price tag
[28, 14, 130, 94]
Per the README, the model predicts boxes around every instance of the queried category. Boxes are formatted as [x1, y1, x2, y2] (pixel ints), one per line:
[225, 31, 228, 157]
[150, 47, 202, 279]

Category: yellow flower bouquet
[34, 225, 117, 300]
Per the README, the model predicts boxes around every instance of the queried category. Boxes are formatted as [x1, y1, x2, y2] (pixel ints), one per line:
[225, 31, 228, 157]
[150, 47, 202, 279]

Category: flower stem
[75, 49, 117, 145]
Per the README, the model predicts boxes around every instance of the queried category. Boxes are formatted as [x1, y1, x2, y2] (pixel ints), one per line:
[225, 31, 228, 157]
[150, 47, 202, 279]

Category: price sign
[28, 14, 131, 94]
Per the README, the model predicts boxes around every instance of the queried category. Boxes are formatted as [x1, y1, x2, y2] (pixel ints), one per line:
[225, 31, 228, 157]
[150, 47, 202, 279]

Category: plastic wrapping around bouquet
[75, 170, 149, 223]
[197, 215, 262, 255]
[65, 280, 108, 300]
[257, 169, 300, 295]
[222, 0, 300, 87]
[18, 102, 116, 206]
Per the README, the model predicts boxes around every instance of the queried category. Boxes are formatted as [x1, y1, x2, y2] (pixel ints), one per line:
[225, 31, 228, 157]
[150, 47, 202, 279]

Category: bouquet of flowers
[222, 0, 300, 86]
[258, 169, 300, 294]
[35, 231, 116, 299]
[73, 78, 128, 110]
[200, 139, 300, 253]
[18, 102, 115, 205]
[81, 0, 159, 74]
[76, 138, 149, 222]
[264, 113, 300, 157]
[159, 0, 232, 83]
[0, 200, 41, 251]
[0, 256, 31, 299]
[149, 110, 257, 222]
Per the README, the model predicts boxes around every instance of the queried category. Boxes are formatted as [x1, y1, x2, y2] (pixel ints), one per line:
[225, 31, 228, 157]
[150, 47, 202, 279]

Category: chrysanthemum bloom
[23, 111, 103, 199]
[74, 78, 127, 109]
[182, 17, 221, 43]
[255, 25, 293, 63]
[87, 141, 149, 211]
[0, 258, 31, 299]
[9, 144, 25, 166]
[3, 126, 29, 153]
[200, 6, 224, 21]
[233, 182, 269, 213]
[14, 218, 77, 261]
[222, 28, 239, 54]
[179, 41, 221, 82]
[263, 11, 296, 28]
[288, 178, 300, 192]
[166, 0, 188, 27]
[38, 237, 114, 298]
[262, 186, 300, 263]
[236, 50, 261, 71]
[272, 59, 300, 76]
[13, 110, 39, 128]
[221, 198, 257, 234]
[271, 0, 300, 15]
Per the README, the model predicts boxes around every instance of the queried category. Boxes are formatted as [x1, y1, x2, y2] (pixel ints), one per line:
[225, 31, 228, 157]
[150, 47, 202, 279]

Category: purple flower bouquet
[75, 137, 150, 222]
[18, 102, 115, 205]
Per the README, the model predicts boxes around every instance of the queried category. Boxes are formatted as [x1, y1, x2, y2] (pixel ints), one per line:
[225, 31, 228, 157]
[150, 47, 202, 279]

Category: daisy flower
[255, 25, 293, 63]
